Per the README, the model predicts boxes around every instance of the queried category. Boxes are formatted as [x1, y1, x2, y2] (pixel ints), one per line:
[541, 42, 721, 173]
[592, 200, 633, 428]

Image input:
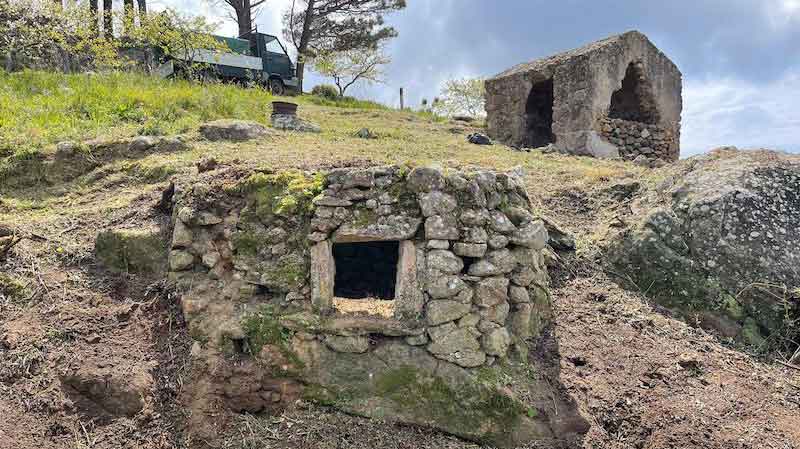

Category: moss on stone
[241, 305, 303, 369]
[95, 229, 166, 274]
[0, 274, 29, 303]
[372, 365, 528, 446]
[235, 170, 324, 220]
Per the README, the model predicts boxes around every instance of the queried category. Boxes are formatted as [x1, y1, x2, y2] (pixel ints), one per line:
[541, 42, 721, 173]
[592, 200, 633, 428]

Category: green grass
[0, 70, 389, 152]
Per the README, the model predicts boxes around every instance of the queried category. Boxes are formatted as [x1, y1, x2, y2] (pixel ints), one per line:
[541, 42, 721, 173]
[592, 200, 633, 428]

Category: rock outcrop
[606, 148, 800, 346]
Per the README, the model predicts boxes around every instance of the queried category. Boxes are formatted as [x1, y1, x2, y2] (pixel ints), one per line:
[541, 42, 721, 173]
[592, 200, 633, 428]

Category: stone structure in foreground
[486, 31, 682, 162]
[168, 165, 586, 447]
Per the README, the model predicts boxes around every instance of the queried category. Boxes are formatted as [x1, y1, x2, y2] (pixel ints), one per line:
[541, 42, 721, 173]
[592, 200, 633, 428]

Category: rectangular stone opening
[525, 78, 555, 148]
[333, 241, 399, 300]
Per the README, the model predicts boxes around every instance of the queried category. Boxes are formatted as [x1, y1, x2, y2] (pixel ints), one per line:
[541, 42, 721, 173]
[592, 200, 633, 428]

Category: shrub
[311, 84, 340, 100]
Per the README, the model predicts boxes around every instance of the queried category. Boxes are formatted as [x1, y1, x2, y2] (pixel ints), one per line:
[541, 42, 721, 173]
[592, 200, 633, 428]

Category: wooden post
[400, 87, 404, 110]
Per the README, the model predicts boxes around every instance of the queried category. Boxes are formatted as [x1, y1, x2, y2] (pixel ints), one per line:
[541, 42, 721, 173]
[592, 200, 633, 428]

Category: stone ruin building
[168, 165, 587, 447]
[485, 31, 682, 162]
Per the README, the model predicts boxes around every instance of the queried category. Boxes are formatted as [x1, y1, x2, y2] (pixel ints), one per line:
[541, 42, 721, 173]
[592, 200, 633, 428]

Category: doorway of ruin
[333, 241, 399, 300]
[609, 62, 660, 124]
[524, 78, 555, 148]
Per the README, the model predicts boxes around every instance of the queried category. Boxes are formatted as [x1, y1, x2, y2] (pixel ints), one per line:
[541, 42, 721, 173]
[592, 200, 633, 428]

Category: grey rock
[129, 135, 157, 152]
[453, 242, 487, 258]
[419, 191, 457, 217]
[325, 335, 370, 353]
[488, 211, 516, 233]
[169, 250, 194, 271]
[427, 239, 450, 250]
[460, 209, 488, 226]
[407, 167, 445, 192]
[425, 215, 460, 240]
[482, 327, 511, 356]
[426, 300, 472, 326]
[405, 333, 429, 346]
[172, 221, 193, 248]
[488, 234, 509, 249]
[474, 277, 509, 307]
[468, 260, 502, 277]
[271, 114, 321, 133]
[427, 275, 467, 299]
[509, 285, 531, 304]
[200, 119, 271, 141]
[486, 248, 517, 273]
[479, 301, 510, 324]
[458, 312, 481, 328]
[313, 196, 353, 207]
[510, 220, 549, 249]
[427, 250, 464, 274]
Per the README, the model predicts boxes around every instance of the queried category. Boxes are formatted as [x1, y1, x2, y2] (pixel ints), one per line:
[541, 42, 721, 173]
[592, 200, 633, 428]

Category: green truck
[156, 31, 299, 95]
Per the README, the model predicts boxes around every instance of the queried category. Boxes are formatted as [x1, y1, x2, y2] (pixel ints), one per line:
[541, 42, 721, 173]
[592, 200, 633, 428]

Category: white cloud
[681, 72, 800, 155]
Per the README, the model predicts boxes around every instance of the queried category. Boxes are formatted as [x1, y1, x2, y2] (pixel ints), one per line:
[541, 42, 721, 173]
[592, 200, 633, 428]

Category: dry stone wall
[166, 164, 564, 447]
[598, 116, 678, 162]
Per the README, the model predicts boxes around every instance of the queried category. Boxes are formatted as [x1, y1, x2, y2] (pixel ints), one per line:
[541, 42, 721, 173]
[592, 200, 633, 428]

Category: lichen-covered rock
[324, 335, 370, 353]
[95, 228, 166, 274]
[426, 300, 472, 326]
[426, 250, 464, 274]
[482, 327, 511, 356]
[606, 149, 800, 346]
[199, 119, 272, 141]
[474, 277, 509, 307]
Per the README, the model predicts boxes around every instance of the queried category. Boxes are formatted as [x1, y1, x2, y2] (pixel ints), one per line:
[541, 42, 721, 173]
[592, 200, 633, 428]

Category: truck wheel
[269, 78, 286, 96]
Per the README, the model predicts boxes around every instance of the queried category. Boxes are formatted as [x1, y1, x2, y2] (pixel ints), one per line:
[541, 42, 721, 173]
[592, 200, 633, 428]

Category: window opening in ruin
[333, 241, 399, 300]
[524, 78, 555, 148]
[609, 62, 660, 124]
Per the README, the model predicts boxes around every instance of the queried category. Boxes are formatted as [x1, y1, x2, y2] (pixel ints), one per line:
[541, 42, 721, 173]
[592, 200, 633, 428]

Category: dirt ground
[1, 152, 799, 448]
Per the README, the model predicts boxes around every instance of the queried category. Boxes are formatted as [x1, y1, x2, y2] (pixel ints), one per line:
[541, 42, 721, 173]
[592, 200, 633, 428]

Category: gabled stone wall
[167, 165, 566, 447]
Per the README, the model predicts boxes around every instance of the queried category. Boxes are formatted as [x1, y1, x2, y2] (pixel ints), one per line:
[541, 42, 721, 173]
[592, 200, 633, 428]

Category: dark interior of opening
[524, 78, 555, 148]
[333, 241, 399, 300]
[609, 62, 659, 124]
[461, 256, 478, 274]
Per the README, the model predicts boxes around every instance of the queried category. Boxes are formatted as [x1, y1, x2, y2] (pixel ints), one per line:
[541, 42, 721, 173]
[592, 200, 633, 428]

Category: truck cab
[157, 31, 299, 95]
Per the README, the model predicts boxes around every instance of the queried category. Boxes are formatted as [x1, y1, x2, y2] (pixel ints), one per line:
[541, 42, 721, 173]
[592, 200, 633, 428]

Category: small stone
[427, 275, 467, 299]
[365, 199, 378, 209]
[356, 128, 374, 139]
[407, 167, 445, 193]
[459, 312, 480, 328]
[425, 215, 460, 240]
[464, 227, 489, 244]
[509, 285, 531, 304]
[324, 335, 369, 353]
[419, 191, 458, 217]
[169, 250, 194, 271]
[460, 209, 488, 226]
[172, 221, 193, 248]
[486, 248, 517, 273]
[129, 136, 157, 152]
[641, 129, 651, 139]
[427, 250, 464, 274]
[468, 260, 501, 277]
[196, 212, 223, 226]
[313, 196, 353, 207]
[488, 211, 516, 233]
[474, 277, 509, 307]
[426, 300, 472, 326]
[510, 220, 549, 249]
[453, 242, 487, 258]
[479, 301, 510, 324]
[200, 119, 271, 141]
[427, 240, 450, 250]
[509, 303, 533, 339]
[511, 266, 536, 286]
[201, 251, 220, 268]
[196, 156, 218, 173]
[488, 234, 509, 249]
[482, 327, 511, 356]
[428, 322, 457, 342]
[405, 334, 429, 346]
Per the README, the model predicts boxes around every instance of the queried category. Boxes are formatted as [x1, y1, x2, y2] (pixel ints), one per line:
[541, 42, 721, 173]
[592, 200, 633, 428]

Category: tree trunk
[238, 1, 252, 37]
[294, 0, 315, 93]
[102, 0, 113, 38]
[136, 0, 146, 17]
[123, 0, 134, 33]
[89, 0, 99, 35]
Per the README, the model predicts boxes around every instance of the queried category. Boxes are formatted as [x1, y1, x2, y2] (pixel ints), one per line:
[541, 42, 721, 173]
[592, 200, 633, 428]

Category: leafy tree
[215, 0, 266, 37]
[0, 0, 120, 71]
[127, 9, 224, 76]
[313, 46, 389, 97]
[432, 77, 486, 118]
[283, 0, 405, 92]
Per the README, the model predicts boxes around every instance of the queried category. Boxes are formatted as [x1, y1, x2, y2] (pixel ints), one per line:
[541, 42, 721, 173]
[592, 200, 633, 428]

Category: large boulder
[199, 119, 272, 141]
[605, 149, 800, 346]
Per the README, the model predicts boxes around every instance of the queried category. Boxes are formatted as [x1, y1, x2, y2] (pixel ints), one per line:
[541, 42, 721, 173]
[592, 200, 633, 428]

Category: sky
[149, 0, 800, 156]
